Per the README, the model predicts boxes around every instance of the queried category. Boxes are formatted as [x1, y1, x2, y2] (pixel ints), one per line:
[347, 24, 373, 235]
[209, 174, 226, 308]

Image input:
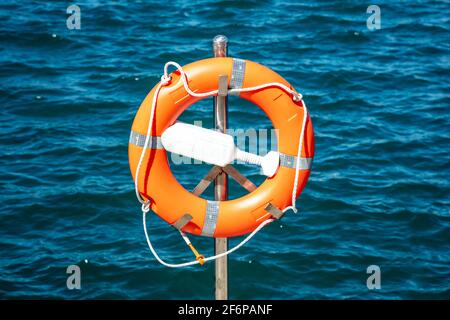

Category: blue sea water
[0, 0, 449, 299]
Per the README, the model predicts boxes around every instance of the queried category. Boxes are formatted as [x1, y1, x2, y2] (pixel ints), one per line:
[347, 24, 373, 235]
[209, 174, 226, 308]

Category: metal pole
[213, 35, 228, 300]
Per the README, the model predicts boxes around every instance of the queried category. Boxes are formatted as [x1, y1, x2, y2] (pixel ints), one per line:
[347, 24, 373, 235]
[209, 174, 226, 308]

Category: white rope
[283, 100, 308, 214]
[143, 208, 274, 268]
[134, 75, 170, 204]
[163, 61, 303, 101]
[135, 61, 308, 267]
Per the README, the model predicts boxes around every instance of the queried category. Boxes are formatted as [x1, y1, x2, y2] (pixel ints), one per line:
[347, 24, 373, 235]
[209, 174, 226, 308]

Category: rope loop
[293, 92, 303, 102]
[160, 74, 171, 86]
[141, 202, 151, 213]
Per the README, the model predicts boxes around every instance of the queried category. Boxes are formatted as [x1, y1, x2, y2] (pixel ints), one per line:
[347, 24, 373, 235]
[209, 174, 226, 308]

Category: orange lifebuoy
[129, 57, 314, 238]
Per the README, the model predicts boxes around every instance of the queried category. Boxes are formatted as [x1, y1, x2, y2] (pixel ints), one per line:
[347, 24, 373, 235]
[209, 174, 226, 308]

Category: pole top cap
[213, 35, 228, 45]
[213, 35, 228, 57]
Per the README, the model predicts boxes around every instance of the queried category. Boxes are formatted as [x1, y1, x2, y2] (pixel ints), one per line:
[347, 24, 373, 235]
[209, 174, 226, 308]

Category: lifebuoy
[129, 57, 314, 238]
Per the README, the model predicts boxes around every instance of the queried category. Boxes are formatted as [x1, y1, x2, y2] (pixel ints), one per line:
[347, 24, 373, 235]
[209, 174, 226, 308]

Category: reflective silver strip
[201, 200, 220, 237]
[129, 131, 163, 149]
[279, 153, 313, 170]
[229, 58, 246, 96]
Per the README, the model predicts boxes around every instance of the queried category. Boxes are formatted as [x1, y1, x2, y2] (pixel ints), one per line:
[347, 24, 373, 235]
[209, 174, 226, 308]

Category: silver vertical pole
[213, 35, 228, 300]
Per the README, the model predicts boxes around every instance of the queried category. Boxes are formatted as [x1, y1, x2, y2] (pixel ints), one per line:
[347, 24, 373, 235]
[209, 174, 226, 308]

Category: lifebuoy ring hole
[167, 96, 278, 201]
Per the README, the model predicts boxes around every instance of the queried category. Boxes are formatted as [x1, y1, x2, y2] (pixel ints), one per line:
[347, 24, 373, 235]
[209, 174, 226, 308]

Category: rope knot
[160, 75, 171, 86]
[142, 202, 151, 213]
[293, 92, 303, 102]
